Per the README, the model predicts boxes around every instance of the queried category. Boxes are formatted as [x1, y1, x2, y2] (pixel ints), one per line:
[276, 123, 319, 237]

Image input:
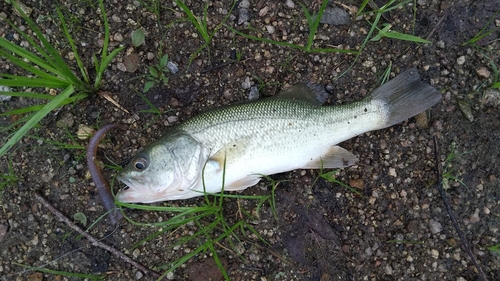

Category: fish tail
[371, 68, 441, 129]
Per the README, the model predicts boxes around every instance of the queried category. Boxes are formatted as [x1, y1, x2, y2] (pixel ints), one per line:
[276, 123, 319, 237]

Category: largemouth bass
[117, 68, 441, 203]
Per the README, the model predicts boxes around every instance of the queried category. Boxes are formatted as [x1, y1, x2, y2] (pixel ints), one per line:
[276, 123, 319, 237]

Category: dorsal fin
[275, 83, 323, 105]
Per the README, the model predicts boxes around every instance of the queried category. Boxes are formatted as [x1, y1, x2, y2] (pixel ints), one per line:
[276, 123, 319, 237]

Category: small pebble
[285, 0, 295, 8]
[469, 208, 480, 223]
[0, 85, 12, 101]
[259, 6, 269, 17]
[248, 86, 259, 100]
[429, 218, 442, 234]
[113, 33, 124, 42]
[116, 62, 127, 72]
[238, 8, 250, 25]
[167, 116, 178, 124]
[265, 25, 275, 34]
[132, 248, 141, 258]
[167, 61, 179, 74]
[456, 55, 465, 65]
[239, 0, 250, 9]
[430, 249, 439, 259]
[111, 14, 121, 23]
[349, 179, 364, 189]
[384, 264, 393, 275]
[476, 67, 490, 79]
[241, 77, 252, 89]
[320, 7, 350, 26]
[388, 167, 397, 177]
[77, 124, 95, 140]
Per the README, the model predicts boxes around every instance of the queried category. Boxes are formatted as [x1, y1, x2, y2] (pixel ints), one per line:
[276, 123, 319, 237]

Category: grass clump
[441, 142, 468, 189]
[0, 0, 124, 158]
[172, 0, 236, 67]
[115, 177, 278, 280]
[462, 7, 500, 48]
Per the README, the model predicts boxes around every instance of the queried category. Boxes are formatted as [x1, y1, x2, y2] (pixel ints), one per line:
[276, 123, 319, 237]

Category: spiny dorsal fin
[275, 83, 323, 105]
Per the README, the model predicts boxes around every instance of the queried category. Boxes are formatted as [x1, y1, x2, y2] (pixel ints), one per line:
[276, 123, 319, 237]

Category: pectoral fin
[209, 136, 252, 172]
[303, 146, 358, 169]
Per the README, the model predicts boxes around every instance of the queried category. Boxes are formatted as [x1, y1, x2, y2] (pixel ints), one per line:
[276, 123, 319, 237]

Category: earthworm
[86, 124, 126, 225]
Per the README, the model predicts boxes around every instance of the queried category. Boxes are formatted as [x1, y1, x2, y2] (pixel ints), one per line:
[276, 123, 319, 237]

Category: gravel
[0, 0, 499, 280]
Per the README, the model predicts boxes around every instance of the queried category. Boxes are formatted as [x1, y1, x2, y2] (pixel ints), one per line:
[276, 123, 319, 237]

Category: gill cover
[117, 132, 205, 203]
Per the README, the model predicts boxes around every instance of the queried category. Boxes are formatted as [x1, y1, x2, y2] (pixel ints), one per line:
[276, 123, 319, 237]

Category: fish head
[116, 132, 206, 203]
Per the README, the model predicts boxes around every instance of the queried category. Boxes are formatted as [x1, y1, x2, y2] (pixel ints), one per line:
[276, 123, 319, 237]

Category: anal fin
[303, 146, 358, 169]
[225, 174, 262, 191]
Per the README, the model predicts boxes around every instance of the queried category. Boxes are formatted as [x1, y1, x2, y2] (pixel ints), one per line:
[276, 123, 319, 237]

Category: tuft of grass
[114, 171, 278, 280]
[379, 62, 393, 85]
[485, 56, 500, 89]
[173, 0, 236, 67]
[441, 142, 468, 189]
[462, 7, 500, 47]
[334, 0, 429, 78]
[315, 169, 362, 196]
[0, 155, 19, 195]
[138, 0, 162, 22]
[0, 0, 124, 158]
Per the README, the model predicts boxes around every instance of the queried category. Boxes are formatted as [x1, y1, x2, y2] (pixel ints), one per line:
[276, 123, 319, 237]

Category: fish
[116, 68, 441, 203]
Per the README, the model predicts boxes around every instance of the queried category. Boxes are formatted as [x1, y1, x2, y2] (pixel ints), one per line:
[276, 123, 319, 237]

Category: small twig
[433, 136, 488, 281]
[33, 192, 162, 279]
[425, 10, 448, 41]
[98, 90, 129, 114]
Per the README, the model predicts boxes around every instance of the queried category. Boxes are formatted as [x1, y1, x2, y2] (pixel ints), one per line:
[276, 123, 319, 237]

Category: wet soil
[1, 0, 499, 280]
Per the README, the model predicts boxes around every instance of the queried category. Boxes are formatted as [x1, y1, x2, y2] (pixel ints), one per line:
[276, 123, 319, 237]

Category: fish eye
[133, 154, 149, 171]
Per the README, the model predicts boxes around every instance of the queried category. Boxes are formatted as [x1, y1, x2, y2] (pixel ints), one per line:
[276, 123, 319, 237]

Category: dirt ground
[1, 0, 499, 280]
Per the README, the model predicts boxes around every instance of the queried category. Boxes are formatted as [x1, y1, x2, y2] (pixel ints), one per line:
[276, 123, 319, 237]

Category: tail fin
[371, 68, 442, 129]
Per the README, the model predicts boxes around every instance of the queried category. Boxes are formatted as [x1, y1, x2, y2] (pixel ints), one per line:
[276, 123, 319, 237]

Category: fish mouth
[116, 174, 144, 194]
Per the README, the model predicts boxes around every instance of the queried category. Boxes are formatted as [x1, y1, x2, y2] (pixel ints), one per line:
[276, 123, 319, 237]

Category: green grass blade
[0, 85, 75, 158]
[0, 74, 71, 88]
[174, 0, 209, 43]
[0, 40, 71, 82]
[57, 7, 90, 84]
[1, 92, 87, 116]
[357, 0, 371, 15]
[378, 29, 432, 43]
[94, 46, 125, 89]
[304, 0, 329, 51]
[13, 263, 105, 280]
[0, 91, 57, 99]
[2, 17, 60, 73]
